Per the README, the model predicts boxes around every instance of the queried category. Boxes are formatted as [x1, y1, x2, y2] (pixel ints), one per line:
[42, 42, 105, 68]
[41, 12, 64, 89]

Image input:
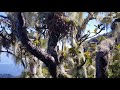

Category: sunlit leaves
[33, 39, 39, 46]
[64, 17, 70, 23]
[84, 51, 91, 58]
[59, 46, 67, 58]
[116, 44, 120, 49]
[94, 28, 97, 34]
[40, 39, 47, 48]
[33, 38, 47, 48]
[42, 67, 50, 77]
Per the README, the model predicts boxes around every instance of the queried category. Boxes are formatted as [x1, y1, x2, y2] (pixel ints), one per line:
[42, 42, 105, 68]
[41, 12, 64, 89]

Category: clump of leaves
[33, 39, 40, 46]
[116, 44, 120, 49]
[69, 47, 77, 56]
[113, 44, 120, 61]
[109, 60, 120, 78]
[42, 67, 50, 77]
[108, 44, 120, 78]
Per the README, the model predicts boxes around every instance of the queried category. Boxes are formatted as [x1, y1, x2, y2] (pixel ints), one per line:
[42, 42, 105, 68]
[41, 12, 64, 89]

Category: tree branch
[15, 12, 57, 78]
[76, 12, 96, 41]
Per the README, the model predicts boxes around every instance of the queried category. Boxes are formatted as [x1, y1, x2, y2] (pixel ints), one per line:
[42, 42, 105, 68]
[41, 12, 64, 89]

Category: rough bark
[95, 51, 109, 78]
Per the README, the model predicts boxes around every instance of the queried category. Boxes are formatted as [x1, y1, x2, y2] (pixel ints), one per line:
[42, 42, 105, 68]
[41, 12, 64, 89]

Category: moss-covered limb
[14, 12, 57, 78]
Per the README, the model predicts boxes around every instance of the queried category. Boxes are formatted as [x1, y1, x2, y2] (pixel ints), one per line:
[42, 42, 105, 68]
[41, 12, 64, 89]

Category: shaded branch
[0, 50, 14, 55]
[0, 15, 8, 19]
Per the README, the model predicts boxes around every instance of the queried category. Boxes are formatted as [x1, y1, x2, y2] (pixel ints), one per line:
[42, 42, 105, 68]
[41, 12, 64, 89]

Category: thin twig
[0, 50, 21, 59]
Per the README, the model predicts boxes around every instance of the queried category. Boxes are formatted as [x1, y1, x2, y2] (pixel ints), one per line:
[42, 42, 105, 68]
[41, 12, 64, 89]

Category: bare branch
[88, 24, 105, 39]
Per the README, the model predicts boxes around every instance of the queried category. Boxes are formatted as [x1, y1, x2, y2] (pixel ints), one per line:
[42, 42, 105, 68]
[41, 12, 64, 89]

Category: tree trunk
[95, 51, 109, 78]
[47, 31, 60, 65]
